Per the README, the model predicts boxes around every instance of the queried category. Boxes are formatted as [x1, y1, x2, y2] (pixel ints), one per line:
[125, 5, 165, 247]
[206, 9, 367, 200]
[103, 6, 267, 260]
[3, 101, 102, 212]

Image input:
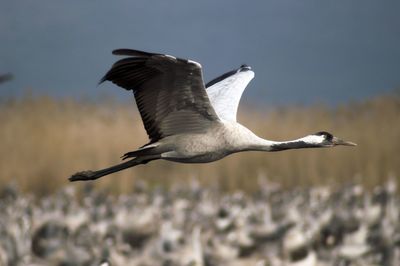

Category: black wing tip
[205, 64, 253, 88]
[205, 69, 237, 88]
[98, 74, 108, 85]
[112, 48, 160, 57]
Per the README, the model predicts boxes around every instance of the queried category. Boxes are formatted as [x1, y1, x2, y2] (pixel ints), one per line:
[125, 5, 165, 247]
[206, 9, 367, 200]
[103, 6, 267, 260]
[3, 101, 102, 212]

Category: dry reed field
[0, 93, 399, 195]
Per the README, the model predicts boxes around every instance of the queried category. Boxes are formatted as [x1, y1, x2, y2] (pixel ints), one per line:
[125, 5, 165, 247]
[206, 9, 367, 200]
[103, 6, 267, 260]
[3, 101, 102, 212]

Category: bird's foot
[69, 170, 98, 182]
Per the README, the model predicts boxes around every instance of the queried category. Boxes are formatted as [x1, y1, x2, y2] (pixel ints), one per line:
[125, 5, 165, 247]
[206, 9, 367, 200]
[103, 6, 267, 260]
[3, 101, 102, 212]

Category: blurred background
[1, 0, 399, 195]
[1, 1, 400, 265]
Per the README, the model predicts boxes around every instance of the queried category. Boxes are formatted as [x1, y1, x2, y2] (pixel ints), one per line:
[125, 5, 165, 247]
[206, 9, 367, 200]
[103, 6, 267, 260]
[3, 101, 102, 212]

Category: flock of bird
[0, 49, 381, 266]
[1, 177, 399, 266]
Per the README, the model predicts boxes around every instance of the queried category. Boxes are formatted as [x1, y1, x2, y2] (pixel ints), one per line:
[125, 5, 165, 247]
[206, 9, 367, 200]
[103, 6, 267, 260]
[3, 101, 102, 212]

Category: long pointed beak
[333, 137, 357, 146]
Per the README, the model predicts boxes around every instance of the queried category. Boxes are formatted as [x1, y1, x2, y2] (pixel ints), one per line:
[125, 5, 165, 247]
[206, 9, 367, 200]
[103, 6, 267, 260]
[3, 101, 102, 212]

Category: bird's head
[307, 131, 357, 147]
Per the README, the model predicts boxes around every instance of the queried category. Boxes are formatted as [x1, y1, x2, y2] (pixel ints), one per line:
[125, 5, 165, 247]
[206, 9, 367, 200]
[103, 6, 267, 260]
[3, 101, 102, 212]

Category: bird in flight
[0, 73, 13, 85]
[69, 48, 356, 182]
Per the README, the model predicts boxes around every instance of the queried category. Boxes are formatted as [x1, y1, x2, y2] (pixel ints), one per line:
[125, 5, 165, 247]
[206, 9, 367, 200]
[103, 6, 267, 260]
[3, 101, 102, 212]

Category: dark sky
[1, 0, 399, 106]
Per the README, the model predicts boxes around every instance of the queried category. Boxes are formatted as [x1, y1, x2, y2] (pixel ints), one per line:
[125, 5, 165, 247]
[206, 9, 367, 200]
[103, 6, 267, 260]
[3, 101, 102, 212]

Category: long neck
[250, 135, 323, 152]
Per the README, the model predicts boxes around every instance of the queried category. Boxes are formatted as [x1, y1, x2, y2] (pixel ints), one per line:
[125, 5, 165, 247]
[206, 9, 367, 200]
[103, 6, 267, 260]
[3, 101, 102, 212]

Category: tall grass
[0, 94, 399, 195]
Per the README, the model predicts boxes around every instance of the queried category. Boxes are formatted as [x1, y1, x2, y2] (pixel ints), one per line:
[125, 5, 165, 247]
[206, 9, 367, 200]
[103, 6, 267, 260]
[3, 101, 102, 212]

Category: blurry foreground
[0, 94, 399, 194]
[1, 94, 400, 265]
[0, 178, 399, 265]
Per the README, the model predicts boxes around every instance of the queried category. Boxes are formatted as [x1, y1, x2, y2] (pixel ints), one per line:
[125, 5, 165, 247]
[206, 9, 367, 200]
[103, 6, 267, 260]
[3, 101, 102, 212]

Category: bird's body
[149, 121, 264, 163]
[70, 48, 356, 181]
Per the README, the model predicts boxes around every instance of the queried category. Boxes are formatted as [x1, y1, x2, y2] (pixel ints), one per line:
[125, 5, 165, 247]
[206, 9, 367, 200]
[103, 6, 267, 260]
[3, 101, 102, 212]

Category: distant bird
[0, 73, 13, 85]
[70, 48, 356, 181]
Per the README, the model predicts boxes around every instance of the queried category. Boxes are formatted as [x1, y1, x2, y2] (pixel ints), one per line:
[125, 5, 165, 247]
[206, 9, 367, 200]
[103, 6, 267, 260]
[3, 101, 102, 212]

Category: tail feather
[121, 151, 142, 160]
[121, 144, 159, 160]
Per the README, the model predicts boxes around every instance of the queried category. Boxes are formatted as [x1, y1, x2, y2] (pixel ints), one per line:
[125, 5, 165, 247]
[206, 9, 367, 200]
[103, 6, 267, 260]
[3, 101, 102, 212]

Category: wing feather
[101, 49, 220, 142]
[206, 68, 254, 122]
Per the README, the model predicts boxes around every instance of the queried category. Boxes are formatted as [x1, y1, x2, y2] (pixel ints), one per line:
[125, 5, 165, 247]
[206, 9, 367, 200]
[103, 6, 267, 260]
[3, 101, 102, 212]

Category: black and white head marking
[314, 131, 334, 142]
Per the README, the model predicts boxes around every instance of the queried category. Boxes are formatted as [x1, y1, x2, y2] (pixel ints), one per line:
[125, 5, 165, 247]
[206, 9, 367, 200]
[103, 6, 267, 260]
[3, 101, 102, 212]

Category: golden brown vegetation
[0, 93, 399, 195]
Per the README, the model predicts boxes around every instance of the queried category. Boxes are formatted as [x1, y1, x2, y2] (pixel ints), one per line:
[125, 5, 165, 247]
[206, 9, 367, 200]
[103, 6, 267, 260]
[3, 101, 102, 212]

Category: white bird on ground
[70, 48, 356, 181]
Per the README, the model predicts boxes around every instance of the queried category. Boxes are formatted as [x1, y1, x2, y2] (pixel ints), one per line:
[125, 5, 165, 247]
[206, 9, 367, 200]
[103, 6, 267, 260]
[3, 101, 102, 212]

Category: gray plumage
[70, 48, 356, 181]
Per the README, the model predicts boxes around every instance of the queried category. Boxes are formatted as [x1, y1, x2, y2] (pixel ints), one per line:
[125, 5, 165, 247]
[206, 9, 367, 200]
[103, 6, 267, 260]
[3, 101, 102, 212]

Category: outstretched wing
[101, 49, 220, 143]
[206, 65, 255, 122]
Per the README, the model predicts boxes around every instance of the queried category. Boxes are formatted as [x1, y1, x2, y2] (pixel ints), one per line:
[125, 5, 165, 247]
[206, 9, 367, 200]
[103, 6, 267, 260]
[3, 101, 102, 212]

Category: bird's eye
[315, 131, 333, 140]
